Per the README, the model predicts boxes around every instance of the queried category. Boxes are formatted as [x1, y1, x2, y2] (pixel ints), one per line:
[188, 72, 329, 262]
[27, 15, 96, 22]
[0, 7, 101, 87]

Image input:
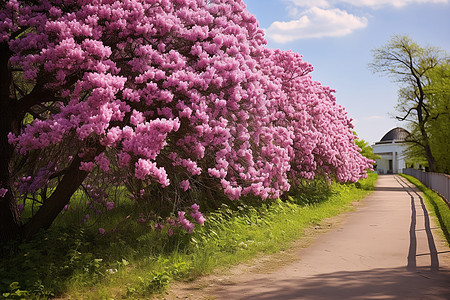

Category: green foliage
[369, 34, 448, 172]
[0, 227, 108, 298]
[400, 174, 450, 245]
[1, 174, 377, 299]
[353, 132, 380, 162]
[425, 64, 450, 174]
[2, 282, 30, 299]
[125, 272, 171, 298]
[401, 64, 450, 174]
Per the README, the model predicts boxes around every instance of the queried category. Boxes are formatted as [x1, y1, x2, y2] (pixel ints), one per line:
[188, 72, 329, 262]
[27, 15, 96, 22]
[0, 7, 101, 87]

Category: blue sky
[242, 0, 450, 144]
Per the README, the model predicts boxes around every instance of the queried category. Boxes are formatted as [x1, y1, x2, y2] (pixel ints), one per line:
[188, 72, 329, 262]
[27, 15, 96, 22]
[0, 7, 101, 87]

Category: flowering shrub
[0, 0, 372, 239]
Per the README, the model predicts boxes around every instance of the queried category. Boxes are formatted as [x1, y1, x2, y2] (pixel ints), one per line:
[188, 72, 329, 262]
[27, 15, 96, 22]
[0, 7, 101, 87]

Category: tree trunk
[23, 147, 104, 239]
[423, 143, 436, 172]
[0, 42, 23, 243]
[0, 191, 22, 243]
[0, 100, 22, 243]
[1, 40, 106, 242]
[417, 108, 436, 172]
[415, 76, 436, 173]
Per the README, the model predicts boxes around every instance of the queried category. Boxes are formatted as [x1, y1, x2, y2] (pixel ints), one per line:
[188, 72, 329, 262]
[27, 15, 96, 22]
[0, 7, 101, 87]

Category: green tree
[369, 35, 448, 172]
[353, 133, 380, 162]
[425, 64, 450, 173]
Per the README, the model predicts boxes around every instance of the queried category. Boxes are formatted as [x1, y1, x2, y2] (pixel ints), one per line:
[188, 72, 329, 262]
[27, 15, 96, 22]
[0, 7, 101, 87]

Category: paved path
[210, 175, 450, 299]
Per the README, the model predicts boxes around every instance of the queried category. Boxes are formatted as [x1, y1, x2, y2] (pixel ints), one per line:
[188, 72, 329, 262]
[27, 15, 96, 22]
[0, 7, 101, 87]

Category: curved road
[173, 175, 450, 299]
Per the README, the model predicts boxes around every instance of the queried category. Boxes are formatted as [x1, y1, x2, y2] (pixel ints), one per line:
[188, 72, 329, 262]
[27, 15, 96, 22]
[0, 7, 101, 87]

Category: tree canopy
[0, 0, 372, 242]
[369, 34, 449, 172]
[424, 64, 450, 173]
[353, 133, 379, 162]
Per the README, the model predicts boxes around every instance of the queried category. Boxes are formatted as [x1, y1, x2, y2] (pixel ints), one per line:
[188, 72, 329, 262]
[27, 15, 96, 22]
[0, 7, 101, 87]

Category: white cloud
[287, 0, 331, 8]
[265, 7, 368, 43]
[364, 115, 386, 120]
[286, 0, 448, 9]
[340, 0, 448, 8]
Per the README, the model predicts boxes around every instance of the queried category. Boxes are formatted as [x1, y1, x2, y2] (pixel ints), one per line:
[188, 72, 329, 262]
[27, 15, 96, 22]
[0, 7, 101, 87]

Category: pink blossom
[177, 211, 195, 233]
[98, 228, 105, 235]
[191, 211, 206, 225]
[18, 204, 24, 214]
[117, 152, 131, 167]
[95, 153, 110, 172]
[0, 188, 8, 198]
[1, 0, 372, 232]
[179, 180, 190, 191]
[191, 203, 200, 212]
[79, 162, 95, 172]
[137, 213, 147, 224]
[106, 201, 114, 211]
[154, 223, 164, 231]
[135, 159, 170, 187]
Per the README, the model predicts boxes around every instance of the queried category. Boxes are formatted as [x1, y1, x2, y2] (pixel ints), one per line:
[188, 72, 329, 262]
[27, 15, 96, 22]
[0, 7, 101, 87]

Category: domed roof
[380, 127, 410, 142]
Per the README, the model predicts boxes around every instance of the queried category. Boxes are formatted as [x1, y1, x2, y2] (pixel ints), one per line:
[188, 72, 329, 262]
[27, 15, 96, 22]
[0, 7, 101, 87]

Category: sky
[242, 0, 450, 145]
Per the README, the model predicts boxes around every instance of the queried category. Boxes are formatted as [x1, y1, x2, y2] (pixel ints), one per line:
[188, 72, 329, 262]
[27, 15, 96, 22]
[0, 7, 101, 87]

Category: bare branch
[396, 107, 416, 121]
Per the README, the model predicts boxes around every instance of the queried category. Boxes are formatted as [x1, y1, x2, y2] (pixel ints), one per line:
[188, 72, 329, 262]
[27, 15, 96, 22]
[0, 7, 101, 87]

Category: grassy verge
[0, 173, 377, 299]
[400, 174, 450, 245]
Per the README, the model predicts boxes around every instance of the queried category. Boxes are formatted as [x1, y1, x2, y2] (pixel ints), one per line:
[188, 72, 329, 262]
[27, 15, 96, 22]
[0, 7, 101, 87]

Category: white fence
[402, 168, 450, 206]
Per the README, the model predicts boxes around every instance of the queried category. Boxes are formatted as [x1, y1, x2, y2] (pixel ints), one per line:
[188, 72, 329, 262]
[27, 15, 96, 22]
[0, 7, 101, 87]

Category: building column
[393, 151, 397, 173]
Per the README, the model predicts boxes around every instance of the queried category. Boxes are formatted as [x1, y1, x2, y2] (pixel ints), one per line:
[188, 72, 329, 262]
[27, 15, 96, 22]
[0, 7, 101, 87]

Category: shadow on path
[215, 266, 450, 300]
[395, 176, 439, 271]
[373, 186, 408, 192]
[209, 175, 450, 300]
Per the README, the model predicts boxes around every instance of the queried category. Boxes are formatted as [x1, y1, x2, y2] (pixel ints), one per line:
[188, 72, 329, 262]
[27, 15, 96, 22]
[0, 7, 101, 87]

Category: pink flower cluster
[3, 0, 372, 210]
[190, 203, 206, 225]
[166, 204, 206, 235]
[15, 165, 55, 194]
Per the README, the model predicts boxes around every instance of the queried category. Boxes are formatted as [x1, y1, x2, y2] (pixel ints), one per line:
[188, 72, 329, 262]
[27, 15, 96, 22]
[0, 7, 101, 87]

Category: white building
[372, 127, 410, 174]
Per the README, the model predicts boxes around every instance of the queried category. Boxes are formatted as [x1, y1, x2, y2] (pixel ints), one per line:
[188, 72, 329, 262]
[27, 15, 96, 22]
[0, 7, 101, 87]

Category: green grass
[400, 174, 450, 245]
[0, 173, 377, 299]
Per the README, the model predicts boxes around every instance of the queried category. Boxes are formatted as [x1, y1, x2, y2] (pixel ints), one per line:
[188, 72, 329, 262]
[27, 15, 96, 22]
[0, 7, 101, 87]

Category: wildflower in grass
[137, 218, 147, 225]
[191, 203, 200, 212]
[137, 213, 147, 224]
[106, 201, 114, 211]
[190, 203, 206, 225]
[177, 211, 195, 233]
[99, 228, 105, 235]
[191, 211, 206, 225]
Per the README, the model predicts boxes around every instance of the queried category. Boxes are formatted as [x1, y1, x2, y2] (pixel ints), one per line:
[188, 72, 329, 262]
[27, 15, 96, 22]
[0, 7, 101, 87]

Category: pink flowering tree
[258, 49, 372, 184]
[0, 0, 371, 242]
